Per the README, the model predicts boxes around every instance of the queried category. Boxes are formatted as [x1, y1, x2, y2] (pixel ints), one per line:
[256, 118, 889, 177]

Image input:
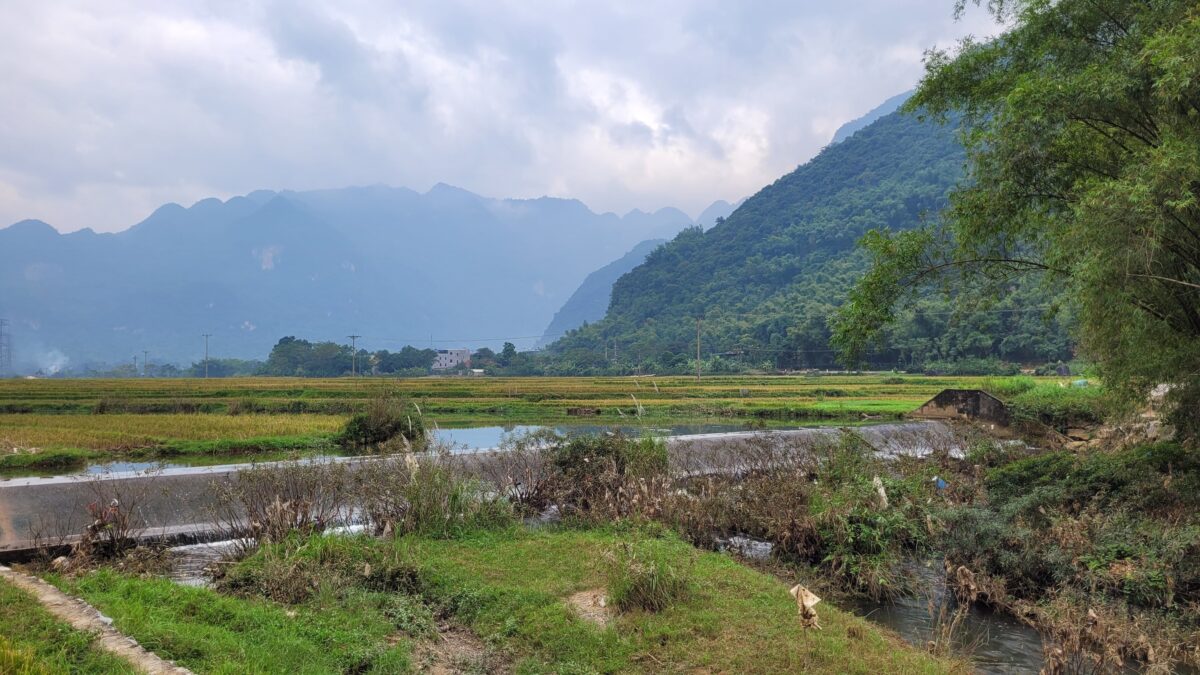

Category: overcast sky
[0, 1, 1001, 233]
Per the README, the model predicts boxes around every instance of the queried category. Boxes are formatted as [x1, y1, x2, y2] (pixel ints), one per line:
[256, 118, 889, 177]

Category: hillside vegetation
[545, 109, 1072, 375]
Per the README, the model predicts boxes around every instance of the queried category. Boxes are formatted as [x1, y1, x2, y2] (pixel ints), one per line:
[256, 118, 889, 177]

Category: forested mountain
[0, 185, 724, 370]
[538, 239, 666, 346]
[829, 91, 912, 144]
[545, 107, 1073, 374]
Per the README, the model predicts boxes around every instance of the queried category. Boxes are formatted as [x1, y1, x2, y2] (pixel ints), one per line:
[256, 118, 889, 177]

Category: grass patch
[0, 577, 135, 674]
[603, 537, 694, 613]
[399, 526, 961, 673]
[49, 568, 411, 674]
[1007, 384, 1108, 428]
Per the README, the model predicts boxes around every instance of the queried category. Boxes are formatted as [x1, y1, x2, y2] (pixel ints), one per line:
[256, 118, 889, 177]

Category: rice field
[0, 414, 344, 452]
[0, 374, 1043, 470]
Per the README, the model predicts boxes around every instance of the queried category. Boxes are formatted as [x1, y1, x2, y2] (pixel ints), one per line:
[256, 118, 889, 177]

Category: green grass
[400, 526, 961, 674]
[0, 577, 136, 674]
[49, 568, 412, 674]
[46, 527, 961, 674]
[1007, 383, 1108, 428]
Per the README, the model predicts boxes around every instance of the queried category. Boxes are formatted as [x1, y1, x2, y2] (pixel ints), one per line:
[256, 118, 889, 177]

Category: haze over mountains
[0, 87, 945, 372]
[0, 185, 734, 371]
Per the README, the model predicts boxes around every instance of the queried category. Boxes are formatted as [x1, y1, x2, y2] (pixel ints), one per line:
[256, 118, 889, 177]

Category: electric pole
[347, 335, 361, 377]
[143, 350, 150, 377]
[0, 319, 12, 377]
[202, 334, 212, 379]
[696, 317, 702, 382]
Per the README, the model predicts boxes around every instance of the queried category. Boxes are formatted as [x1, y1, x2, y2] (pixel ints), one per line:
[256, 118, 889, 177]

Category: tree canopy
[833, 0, 1200, 435]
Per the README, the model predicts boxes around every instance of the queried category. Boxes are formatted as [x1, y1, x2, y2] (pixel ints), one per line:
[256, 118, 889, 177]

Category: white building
[432, 348, 471, 370]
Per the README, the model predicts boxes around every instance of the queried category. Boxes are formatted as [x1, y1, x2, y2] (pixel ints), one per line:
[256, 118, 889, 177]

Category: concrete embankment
[0, 422, 954, 559]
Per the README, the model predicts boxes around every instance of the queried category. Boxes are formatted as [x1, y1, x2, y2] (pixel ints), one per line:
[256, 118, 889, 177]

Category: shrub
[338, 393, 425, 450]
[551, 432, 668, 518]
[211, 460, 352, 547]
[483, 429, 565, 515]
[357, 452, 515, 538]
[603, 538, 693, 613]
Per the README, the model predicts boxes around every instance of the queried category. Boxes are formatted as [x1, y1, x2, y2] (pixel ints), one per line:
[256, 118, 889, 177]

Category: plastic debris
[872, 475, 889, 508]
[789, 584, 822, 630]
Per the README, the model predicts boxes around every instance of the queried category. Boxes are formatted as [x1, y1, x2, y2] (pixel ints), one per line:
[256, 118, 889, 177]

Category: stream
[716, 536, 1048, 674]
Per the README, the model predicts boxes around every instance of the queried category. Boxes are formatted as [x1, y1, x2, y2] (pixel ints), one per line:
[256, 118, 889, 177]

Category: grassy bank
[0, 577, 135, 674]
[47, 527, 961, 674]
[400, 526, 958, 673]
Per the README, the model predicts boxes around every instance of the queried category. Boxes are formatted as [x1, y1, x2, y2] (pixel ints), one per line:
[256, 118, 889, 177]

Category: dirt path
[412, 622, 508, 674]
[0, 564, 192, 674]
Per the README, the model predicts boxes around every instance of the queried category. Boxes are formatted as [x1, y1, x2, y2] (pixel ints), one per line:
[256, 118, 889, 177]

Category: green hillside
[545, 110, 1073, 374]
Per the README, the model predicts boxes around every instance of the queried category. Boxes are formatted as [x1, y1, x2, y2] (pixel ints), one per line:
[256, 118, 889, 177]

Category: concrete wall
[911, 389, 1011, 427]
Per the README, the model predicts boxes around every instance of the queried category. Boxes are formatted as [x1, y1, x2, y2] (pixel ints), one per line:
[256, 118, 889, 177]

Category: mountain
[538, 238, 666, 347]
[830, 90, 912, 145]
[695, 200, 740, 229]
[0, 185, 703, 370]
[545, 106, 1073, 373]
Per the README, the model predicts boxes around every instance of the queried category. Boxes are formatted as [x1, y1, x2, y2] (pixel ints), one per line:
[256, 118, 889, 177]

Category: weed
[603, 538, 694, 613]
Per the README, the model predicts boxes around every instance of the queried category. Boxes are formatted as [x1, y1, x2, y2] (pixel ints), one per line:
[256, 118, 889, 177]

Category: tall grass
[603, 538, 694, 612]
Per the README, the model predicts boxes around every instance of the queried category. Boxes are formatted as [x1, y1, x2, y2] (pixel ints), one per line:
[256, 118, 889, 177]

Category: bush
[337, 392, 425, 450]
[604, 538, 693, 613]
[357, 452, 515, 538]
[552, 432, 668, 517]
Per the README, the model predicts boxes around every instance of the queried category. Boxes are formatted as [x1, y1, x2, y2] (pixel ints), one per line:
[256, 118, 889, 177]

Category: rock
[1066, 428, 1092, 441]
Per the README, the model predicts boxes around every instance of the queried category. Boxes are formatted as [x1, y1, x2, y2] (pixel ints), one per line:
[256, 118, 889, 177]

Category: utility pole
[347, 335, 361, 377]
[202, 334, 212, 379]
[696, 317, 702, 382]
[0, 318, 12, 377]
[143, 350, 150, 377]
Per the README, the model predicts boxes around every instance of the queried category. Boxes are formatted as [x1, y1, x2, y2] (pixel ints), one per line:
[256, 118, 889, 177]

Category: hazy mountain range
[0, 91, 912, 374]
[0, 185, 734, 371]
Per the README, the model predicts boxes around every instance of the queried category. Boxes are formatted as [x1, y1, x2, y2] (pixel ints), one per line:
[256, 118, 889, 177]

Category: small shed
[910, 389, 1012, 427]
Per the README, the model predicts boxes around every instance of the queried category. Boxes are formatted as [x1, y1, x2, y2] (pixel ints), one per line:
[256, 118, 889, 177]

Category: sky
[0, 1, 1002, 233]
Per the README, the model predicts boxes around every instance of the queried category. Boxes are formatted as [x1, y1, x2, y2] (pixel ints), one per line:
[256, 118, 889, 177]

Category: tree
[833, 0, 1200, 435]
[499, 342, 517, 366]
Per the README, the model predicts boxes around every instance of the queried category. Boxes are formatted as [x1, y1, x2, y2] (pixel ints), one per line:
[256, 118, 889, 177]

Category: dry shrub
[357, 447, 514, 538]
[551, 432, 669, 522]
[481, 429, 564, 515]
[211, 460, 352, 550]
[73, 476, 149, 562]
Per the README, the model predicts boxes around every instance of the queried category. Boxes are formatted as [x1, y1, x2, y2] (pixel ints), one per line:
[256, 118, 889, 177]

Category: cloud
[0, 0, 1002, 232]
